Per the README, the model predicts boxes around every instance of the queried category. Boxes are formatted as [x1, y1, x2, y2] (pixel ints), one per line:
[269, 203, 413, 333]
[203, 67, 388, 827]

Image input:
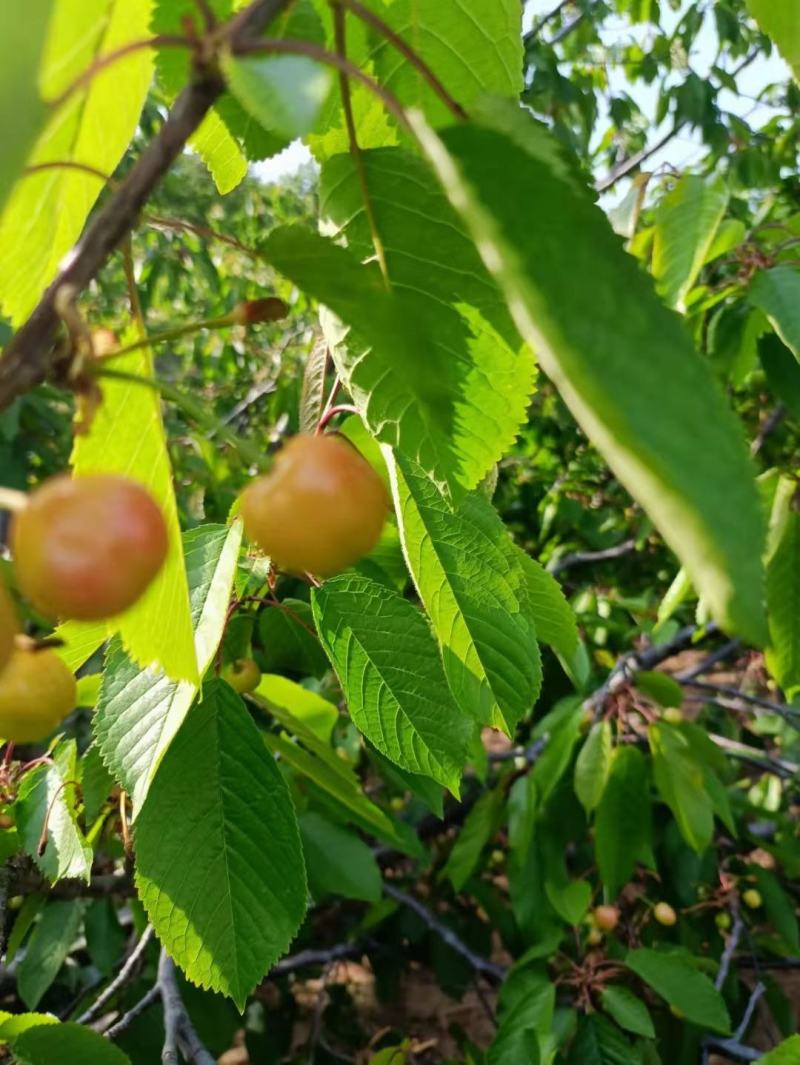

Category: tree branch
[0, 0, 293, 413]
[548, 538, 636, 575]
[104, 985, 162, 1039]
[158, 949, 216, 1065]
[383, 883, 507, 982]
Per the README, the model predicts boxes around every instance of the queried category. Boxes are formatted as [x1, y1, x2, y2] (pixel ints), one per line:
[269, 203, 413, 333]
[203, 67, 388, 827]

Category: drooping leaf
[0, 0, 52, 213]
[440, 788, 505, 892]
[94, 523, 242, 814]
[312, 573, 472, 793]
[17, 901, 84, 1009]
[652, 175, 729, 310]
[529, 697, 584, 808]
[574, 721, 613, 813]
[600, 985, 656, 1039]
[389, 451, 541, 733]
[412, 105, 767, 645]
[761, 334, 800, 421]
[625, 948, 731, 1033]
[513, 550, 578, 659]
[568, 1014, 637, 1065]
[135, 681, 306, 1008]
[635, 671, 684, 708]
[765, 476, 800, 697]
[745, 1, 800, 82]
[299, 337, 329, 434]
[14, 1021, 132, 1064]
[16, 752, 92, 884]
[750, 267, 800, 360]
[256, 673, 339, 742]
[80, 744, 114, 824]
[0, 0, 154, 323]
[320, 148, 533, 492]
[649, 723, 714, 853]
[189, 109, 248, 195]
[299, 811, 382, 903]
[596, 746, 651, 898]
[71, 323, 196, 681]
[223, 54, 332, 140]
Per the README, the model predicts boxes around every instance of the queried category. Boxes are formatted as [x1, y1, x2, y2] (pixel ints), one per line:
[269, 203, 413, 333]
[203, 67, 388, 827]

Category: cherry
[222, 658, 262, 694]
[662, 708, 684, 725]
[12, 474, 168, 621]
[653, 901, 677, 926]
[0, 648, 76, 742]
[593, 905, 620, 932]
[742, 888, 762, 909]
[0, 584, 18, 674]
[240, 433, 388, 578]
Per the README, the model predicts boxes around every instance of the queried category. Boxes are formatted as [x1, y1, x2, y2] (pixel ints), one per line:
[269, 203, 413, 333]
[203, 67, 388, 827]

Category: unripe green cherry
[662, 707, 684, 725]
[0, 648, 76, 742]
[653, 901, 677, 926]
[743, 888, 762, 909]
[223, 658, 262, 695]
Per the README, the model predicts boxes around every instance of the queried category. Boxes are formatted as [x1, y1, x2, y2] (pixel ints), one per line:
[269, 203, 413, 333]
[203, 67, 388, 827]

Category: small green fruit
[662, 707, 684, 725]
[653, 901, 677, 926]
[743, 889, 762, 909]
[223, 658, 261, 694]
[715, 911, 732, 931]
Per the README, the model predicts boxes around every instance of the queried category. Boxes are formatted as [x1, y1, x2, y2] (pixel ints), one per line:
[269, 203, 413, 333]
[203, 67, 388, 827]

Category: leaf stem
[332, 3, 390, 285]
[95, 314, 240, 362]
[333, 0, 466, 120]
[47, 36, 193, 110]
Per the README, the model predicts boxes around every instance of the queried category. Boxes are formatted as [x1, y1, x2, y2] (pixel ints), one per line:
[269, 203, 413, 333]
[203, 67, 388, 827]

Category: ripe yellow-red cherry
[593, 905, 620, 932]
[0, 583, 18, 674]
[240, 433, 388, 578]
[0, 648, 76, 742]
[12, 474, 168, 621]
[653, 901, 677, 926]
[223, 658, 262, 694]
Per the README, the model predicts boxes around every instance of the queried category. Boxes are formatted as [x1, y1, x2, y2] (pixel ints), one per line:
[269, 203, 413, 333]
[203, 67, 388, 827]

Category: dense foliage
[0, 1, 800, 1062]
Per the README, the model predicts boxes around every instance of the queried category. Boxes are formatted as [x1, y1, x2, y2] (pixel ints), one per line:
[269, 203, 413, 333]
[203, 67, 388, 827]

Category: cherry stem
[47, 36, 193, 110]
[1, 744, 14, 770]
[0, 487, 27, 513]
[316, 404, 361, 433]
[94, 314, 241, 362]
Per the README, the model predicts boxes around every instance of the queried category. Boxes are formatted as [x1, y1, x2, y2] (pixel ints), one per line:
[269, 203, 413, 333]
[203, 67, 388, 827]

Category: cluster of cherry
[0, 431, 387, 742]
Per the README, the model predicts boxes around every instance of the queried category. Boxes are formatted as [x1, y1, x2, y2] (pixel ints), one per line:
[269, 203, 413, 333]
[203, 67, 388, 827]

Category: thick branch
[0, 0, 291, 413]
[158, 949, 216, 1065]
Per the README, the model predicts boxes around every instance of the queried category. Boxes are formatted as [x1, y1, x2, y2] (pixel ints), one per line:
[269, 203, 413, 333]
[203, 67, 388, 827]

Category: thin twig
[383, 883, 507, 982]
[270, 942, 366, 977]
[104, 985, 162, 1038]
[675, 639, 741, 682]
[716, 908, 743, 989]
[751, 404, 786, 456]
[548, 538, 636, 575]
[78, 926, 155, 1024]
[683, 679, 800, 724]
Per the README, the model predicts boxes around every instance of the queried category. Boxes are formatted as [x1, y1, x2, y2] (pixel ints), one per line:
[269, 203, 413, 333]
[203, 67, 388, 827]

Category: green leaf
[80, 744, 114, 824]
[750, 268, 800, 361]
[94, 523, 243, 814]
[0, 0, 154, 323]
[529, 697, 584, 808]
[441, 788, 505, 892]
[761, 334, 800, 421]
[17, 901, 83, 1009]
[759, 1036, 800, 1064]
[312, 573, 471, 793]
[310, 0, 523, 158]
[488, 1027, 540, 1065]
[412, 105, 767, 645]
[574, 721, 613, 813]
[189, 109, 248, 195]
[6, 897, 47, 966]
[16, 752, 92, 884]
[753, 868, 800, 951]
[135, 681, 306, 1008]
[596, 746, 651, 898]
[545, 878, 592, 926]
[0, 1011, 58, 1043]
[649, 723, 714, 853]
[54, 619, 107, 674]
[635, 671, 684, 708]
[514, 551, 578, 659]
[766, 477, 800, 697]
[256, 673, 339, 742]
[320, 148, 533, 493]
[625, 948, 731, 1033]
[299, 811, 381, 903]
[652, 176, 729, 310]
[600, 985, 656, 1039]
[0, 0, 52, 213]
[568, 1014, 637, 1065]
[71, 323, 197, 683]
[745, 1, 800, 81]
[389, 452, 541, 733]
[265, 730, 420, 856]
[258, 600, 329, 678]
[14, 1021, 131, 1064]
[223, 54, 332, 140]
